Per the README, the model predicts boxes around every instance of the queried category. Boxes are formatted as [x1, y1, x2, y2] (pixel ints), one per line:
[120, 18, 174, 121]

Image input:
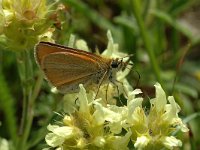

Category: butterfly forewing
[35, 42, 112, 93]
[56, 73, 98, 93]
[35, 42, 109, 66]
[42, 52, 101, 86]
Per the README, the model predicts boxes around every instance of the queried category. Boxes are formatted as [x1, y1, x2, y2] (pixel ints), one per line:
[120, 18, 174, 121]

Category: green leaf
[0, 71, 17, 144]
[151, 9, 200, 44]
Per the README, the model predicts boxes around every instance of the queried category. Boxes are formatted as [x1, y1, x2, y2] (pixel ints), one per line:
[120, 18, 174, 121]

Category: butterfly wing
[35, 42, 112, 93]
[35, 42, 107, 66]
[56, 73, 98, 93]
[41, 52, 107, 93]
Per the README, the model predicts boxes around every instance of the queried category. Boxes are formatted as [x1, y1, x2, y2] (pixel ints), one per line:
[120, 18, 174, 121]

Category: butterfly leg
[109, 79, 125, 105]
[105, 83, 109, 103]
[114, 80, 128, 98]
[94, 70, 108, 100]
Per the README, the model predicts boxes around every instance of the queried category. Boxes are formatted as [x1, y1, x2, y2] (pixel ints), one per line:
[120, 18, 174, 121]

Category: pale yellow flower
[75, 39, 89, 51]
[0, 0, 54, 51]
[45, 85, 131, 150]
[161, 136, 182, 150]
[134, 135, 150, 150]
[45, 124, 75, 147]
[0, 137, 9, 150]
[127, 83, 189, 149]
[46, 83, 189, 150]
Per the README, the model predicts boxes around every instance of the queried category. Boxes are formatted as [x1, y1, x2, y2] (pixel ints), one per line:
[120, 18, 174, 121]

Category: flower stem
[16, 52, 29, 136]
[16, 50, 35, 150]
[23, 71, 43, 149]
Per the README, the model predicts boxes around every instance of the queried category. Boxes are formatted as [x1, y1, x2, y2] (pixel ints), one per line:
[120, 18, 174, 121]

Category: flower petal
[93, 136, 106, 147]
[53, 126, 74, 138]
[47, 124, 60, 132]
[134, 135, 150, 149]
[151, 83, 167, 112]
[45, 133, 64, 147]
[75, 39, 89, 51]
[111, 131, 132, 150]
[161, 136, 182, 149]
[0, 138, 9, 150]
[78, 84, 90, 114]
[93, 102, 121, 125]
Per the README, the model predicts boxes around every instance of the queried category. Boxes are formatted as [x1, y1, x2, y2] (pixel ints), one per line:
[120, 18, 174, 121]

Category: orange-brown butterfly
[35, 42, 131, 95]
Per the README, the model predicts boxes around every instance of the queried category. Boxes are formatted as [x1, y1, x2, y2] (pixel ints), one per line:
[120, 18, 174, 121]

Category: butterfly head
[111, 55, 133, 71]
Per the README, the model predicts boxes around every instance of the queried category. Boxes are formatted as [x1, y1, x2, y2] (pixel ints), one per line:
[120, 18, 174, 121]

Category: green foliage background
[0, 0, 200, 149]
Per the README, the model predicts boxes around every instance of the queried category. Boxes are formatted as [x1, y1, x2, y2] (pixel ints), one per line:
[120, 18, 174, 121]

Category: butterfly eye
[111, 61, 119, 68]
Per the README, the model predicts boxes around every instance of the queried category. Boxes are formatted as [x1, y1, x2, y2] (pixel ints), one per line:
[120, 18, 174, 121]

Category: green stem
[23, 71, 43, 149]
[16, 52, 27, 135]
[142, 0, 150, 19]
[31, 71, 43, 103]
[22, 51, 34, 150]
[16, 50, 34, 150]
[15, 52, 27, 146]
[155, 0, 165, 54]
[130, 0, 162, 85]
[16, 53, 27, 136]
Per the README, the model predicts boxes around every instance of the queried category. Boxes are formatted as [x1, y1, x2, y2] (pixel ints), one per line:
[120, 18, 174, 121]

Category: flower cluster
[45, 83, 188, 150]
[0, 0, 54, 51]
[45, 84, 132, 150]
[127, 83, 189, 150]
[44, 31, 188, 150]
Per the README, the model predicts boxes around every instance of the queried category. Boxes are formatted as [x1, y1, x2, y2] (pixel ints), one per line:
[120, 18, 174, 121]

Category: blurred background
[0, 0, 200, 149]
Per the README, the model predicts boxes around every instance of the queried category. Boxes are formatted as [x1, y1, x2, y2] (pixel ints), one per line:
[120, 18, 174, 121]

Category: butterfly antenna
[134, 70, 140, 89]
